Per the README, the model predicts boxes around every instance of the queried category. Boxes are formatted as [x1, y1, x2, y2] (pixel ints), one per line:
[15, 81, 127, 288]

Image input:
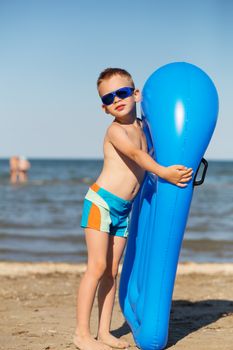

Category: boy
[74, 68, 193, 350]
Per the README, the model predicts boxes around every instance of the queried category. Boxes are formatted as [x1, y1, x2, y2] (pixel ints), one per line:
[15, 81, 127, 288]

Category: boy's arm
[107, 124, 193, 187]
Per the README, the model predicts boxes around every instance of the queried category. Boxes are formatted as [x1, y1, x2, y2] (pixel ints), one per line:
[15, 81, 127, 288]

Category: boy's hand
[160, 165, 193, 187]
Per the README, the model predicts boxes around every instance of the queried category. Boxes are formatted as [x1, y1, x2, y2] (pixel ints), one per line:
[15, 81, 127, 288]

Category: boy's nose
[113, 96, 121, 103]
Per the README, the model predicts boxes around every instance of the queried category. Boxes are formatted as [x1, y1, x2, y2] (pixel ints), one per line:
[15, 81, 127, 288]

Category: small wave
[0, 177, 93, 187]
[0, 247, 85, 255]
[183, 238, 233, 251]
[0, 222, 39, 229]
[0, 232, 85, 244]
[0, 249, 87, 263]
[22, 177, 93, 186]
[0, 173, 9, 180]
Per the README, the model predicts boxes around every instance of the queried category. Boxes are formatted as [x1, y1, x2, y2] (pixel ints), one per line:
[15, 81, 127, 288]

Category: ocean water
[0, 159, 232, 263]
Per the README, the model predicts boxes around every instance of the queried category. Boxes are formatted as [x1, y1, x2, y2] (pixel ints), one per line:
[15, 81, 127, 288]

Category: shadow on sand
[112, 299, 233, 348]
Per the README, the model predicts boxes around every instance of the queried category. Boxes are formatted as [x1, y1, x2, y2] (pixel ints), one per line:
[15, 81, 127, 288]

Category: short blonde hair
[97, 68, 135, 88]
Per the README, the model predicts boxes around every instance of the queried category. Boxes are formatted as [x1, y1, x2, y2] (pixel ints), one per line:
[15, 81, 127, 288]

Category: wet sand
[0, 262, 233, 350]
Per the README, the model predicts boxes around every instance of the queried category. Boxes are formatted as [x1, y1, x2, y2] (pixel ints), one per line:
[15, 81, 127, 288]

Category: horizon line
[1, 156, 233, 162]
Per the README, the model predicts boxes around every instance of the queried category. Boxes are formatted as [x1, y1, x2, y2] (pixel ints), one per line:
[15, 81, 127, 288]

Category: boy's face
[98, 74, 141, 119]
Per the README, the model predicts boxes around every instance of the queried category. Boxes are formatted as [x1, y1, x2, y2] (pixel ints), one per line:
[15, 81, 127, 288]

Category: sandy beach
[0, 262, 233, 350]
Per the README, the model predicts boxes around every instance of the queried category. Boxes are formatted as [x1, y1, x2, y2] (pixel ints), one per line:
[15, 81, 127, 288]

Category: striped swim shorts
[80, 183, 133, 238]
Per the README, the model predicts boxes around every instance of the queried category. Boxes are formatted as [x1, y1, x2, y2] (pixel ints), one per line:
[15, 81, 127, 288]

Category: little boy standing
[74, 68, 193, 350]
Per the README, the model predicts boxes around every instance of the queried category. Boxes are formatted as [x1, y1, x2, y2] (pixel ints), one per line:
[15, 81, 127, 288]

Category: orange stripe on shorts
[87, 202, 101, 230]
[90, 183, 100, 192]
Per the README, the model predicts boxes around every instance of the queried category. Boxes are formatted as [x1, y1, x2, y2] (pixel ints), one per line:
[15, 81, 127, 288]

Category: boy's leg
[74, 228, 112, 350]
[97, 235, 129, 349]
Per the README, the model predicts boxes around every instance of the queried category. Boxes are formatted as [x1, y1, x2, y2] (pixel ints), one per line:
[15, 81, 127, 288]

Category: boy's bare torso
[96, 118, 147, 201]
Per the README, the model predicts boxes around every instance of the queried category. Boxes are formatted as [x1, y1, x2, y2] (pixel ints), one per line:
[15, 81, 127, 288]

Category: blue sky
[1, 0, 232, 159]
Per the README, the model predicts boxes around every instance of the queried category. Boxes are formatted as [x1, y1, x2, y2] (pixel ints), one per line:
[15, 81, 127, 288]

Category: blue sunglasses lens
[101, 87, 134, 106]
[102, 93, 114, 105]
[116, 88, 131, 99]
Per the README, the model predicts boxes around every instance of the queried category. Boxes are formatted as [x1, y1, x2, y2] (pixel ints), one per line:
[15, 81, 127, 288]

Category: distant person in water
[18, 156, 31, 182]
[9, 156, 20, 184]
[9, 156, 31, 183]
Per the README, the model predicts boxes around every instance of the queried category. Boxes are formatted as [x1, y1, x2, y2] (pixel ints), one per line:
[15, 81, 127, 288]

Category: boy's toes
[98, 332, 129, 348]
[117, 339, 130, 348]
[100, 343, 113, 350]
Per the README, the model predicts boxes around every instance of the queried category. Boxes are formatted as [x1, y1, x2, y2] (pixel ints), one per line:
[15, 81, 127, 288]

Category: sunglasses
[101, 87, 134, 106]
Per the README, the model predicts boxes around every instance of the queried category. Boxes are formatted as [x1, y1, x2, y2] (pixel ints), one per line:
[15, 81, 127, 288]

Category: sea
[0, 159, 232, 263]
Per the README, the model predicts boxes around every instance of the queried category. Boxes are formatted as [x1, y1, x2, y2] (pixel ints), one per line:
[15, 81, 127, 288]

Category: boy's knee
[87, 260, 107, 279]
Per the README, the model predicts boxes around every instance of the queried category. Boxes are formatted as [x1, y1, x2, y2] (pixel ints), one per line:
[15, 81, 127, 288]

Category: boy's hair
[97, 68, 135, 88]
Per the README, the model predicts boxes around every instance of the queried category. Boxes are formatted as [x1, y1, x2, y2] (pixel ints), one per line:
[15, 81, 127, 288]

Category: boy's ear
[134, 88, 141, 103]
[102, 104, 110, 114]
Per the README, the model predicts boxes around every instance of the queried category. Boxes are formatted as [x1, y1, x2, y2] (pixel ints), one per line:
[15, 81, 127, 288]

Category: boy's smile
[115, 104, 125, 112]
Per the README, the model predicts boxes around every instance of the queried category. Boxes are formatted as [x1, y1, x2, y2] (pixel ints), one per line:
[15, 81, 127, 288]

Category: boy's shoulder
[105, 122, 127, 139]
[105, 119, 145, 148]
[106, 118, 143, 138]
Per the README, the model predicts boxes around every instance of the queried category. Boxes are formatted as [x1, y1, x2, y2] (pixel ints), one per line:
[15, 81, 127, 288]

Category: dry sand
[0, 262, 233, 350]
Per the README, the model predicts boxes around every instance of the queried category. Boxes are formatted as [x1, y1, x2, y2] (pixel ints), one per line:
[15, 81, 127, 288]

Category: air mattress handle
[193, 158, 208, 186]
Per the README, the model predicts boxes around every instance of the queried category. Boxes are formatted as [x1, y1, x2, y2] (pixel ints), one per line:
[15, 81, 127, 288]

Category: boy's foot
[98, 332, 129, 349]
[73, 334, 113, 350]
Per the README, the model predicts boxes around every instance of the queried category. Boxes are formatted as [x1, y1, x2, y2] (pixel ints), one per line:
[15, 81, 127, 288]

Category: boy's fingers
[181, 174, 193, 180]
[175, 165, 187, 170]
[176, 165, 192, 170]
[177, 182, 187, 187]
[180, 169, 193, 176]
[175, 166, 193, 174]
[184, 168, 193, 173]
[179, 177, 192, 183]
